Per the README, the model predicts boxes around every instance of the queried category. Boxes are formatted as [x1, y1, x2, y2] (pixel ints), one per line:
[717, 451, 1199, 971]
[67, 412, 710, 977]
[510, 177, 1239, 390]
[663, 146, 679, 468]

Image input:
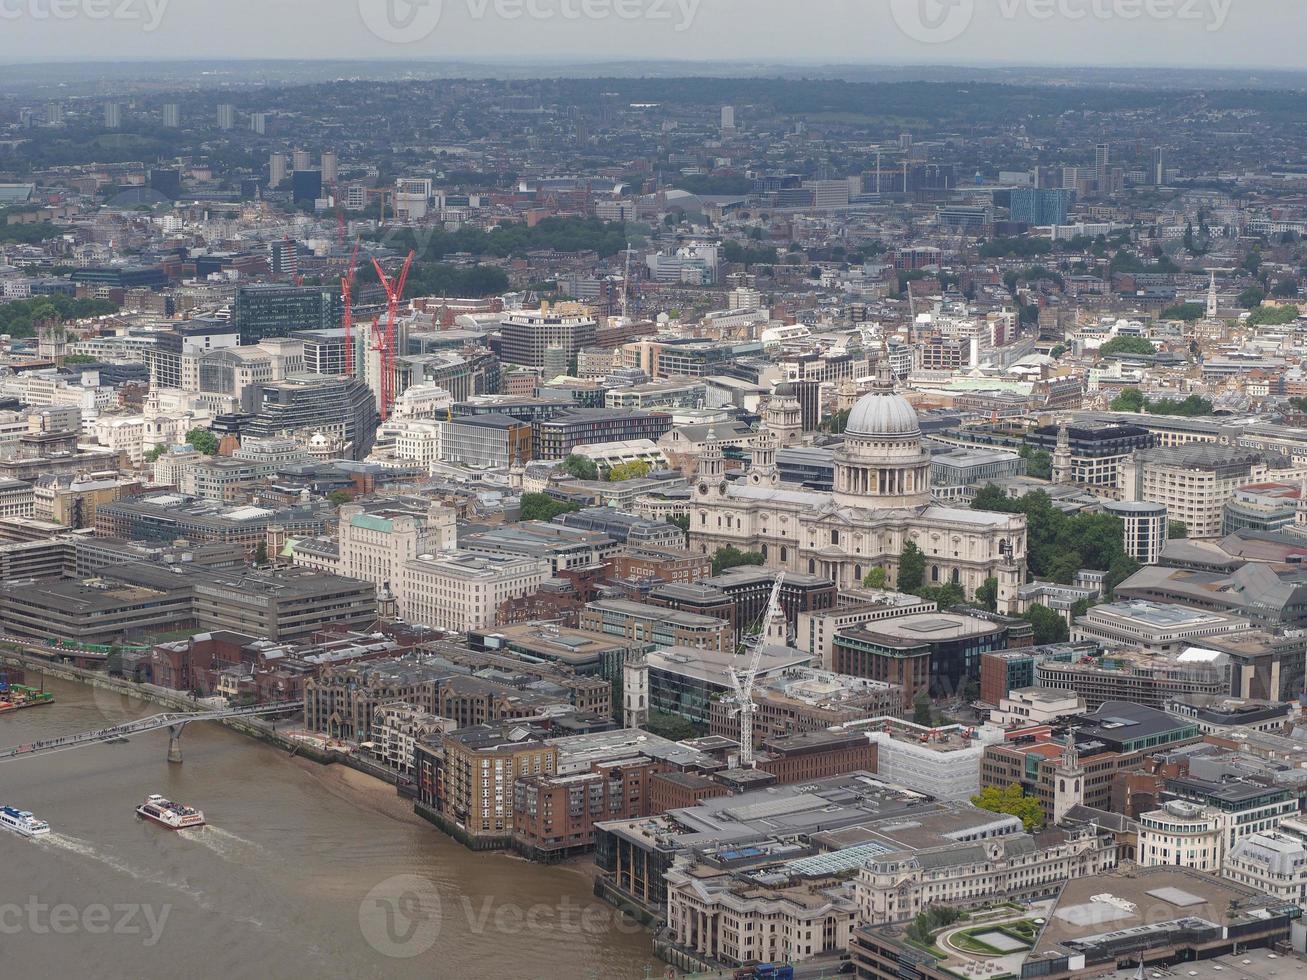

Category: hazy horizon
[0, 0, 1300, 72]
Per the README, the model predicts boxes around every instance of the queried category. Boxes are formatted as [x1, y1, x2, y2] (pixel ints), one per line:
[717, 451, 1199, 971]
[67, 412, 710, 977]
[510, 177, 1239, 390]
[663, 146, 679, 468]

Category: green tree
[975, 577, 999, 612]
[913, 692, 933, 726]
[898, 541, 926, 593]
[1273, 278, 1300, 298]
[711, 546, 766, 576]
[1169, 520, 1188, 539]
[1159, 303, 1205, 322]
[1022, 604, 1069, 645]
[327, 490, 351, 506]
[1110, 388, 1147, 413]
[668, 514, 690, 532]
[1019, 445, 1052, 480]
[144, 445, 167, 463]
[1238, 286, 1266, 309]
[560, 454, 599, 481]
[185, 427, 219, 456]
[1049, 344, 1067, 359]
[1099, 336, 1156, 357]
[971, 783, 1045, 831]
[643, 711, 702, 742]
[863, 567, 888, 589]
[254, 541, 269, 565]
[1248, 304, 1301, 326]
[520, 493, 581, 522]
[607, 460, 652, 482]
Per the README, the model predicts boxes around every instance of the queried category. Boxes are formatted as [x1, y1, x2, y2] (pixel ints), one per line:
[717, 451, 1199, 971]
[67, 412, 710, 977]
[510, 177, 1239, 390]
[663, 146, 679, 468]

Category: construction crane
[370, 250, 416, 421]
[725, 573, 785, 768]
[340, 237, 361, 378]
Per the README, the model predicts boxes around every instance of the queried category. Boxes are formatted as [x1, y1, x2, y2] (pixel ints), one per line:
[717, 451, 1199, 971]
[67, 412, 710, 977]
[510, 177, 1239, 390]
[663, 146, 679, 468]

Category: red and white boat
[135, 794, 205, 830]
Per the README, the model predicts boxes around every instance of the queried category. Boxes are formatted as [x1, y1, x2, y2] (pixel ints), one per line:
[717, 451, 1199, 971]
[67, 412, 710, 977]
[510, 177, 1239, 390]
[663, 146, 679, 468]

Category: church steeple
[1053, 729, 1085, 826]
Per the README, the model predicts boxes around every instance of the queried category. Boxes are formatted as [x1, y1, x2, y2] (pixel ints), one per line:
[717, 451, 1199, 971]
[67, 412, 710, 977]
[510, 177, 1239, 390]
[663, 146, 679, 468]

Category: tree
[607, 460, 652, 482]
[185, 427, 219, 456]
[520, 493, 581, 523]
[913, 692, 933, 726]
[906, 906, 964, 947]
[898, 541, 926, 593]
[560, 454, 599, 481]
[1273, 278, 1300, 298]
[863, 567, 888, 589]
[668, 514, 690, 532]
[254, 541, 268, 565]
[1248, 304, 1301, 326]
[1022, 604, 1069, 645]
[1019, 445, 1052, 480]
[327, 490, 351, 506]
[643, 711, 702, 742]
[971, 783, 1045, 831]
[976, 577, 999, 612]
[1159, 303, 1205, 322]
[144, 445, 167, 463]
[821, 408, 851, 434]
[1099, 336, 1156, 357]
[1049, 344, 1067, 359]
[712, 546, 766, 576]
[1110, 388, 1147, 413]
[1238, 286, 1266, 309]
[1169, 520, 1188, 539]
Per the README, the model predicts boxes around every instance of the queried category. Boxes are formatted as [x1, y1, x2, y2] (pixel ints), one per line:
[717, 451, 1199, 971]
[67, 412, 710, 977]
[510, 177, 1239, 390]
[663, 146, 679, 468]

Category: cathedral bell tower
[1053, 426, 1073, 485]
[747, 428, 780, 488]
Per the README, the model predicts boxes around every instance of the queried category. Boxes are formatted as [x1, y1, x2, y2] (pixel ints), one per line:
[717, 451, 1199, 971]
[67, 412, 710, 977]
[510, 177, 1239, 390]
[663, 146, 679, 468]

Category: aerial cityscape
[7, 4, 1307, 980]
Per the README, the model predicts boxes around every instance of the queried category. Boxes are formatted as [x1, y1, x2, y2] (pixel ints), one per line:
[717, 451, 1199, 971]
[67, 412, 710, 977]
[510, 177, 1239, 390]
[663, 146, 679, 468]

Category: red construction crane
[340, 237, 361, 378]
[370, 250, 416, 421]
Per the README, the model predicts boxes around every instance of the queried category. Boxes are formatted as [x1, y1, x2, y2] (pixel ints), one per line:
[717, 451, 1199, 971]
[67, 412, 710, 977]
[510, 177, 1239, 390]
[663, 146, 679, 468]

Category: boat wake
[37, 833, 214, 910]
[178, 826, 275, 864]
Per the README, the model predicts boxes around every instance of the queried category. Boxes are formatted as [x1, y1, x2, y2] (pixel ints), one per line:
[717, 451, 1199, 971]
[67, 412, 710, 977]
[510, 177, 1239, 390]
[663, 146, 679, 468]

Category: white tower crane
[725, 574, 785, 768]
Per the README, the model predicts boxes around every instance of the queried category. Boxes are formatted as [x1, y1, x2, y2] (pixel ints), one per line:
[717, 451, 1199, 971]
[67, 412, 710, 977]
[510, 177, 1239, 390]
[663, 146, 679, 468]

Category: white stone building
[399, 550, 549, 631]
[689, 368, 1027, 610]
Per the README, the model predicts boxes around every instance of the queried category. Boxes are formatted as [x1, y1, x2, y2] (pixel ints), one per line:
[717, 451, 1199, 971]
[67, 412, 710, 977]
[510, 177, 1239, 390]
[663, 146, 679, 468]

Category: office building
[233, 284, 342, 344]
[243, 375, 379, 460]
[1103, 500, 1169, 564]
[500, 307, 597, 370]
[291, 169, 322, 204]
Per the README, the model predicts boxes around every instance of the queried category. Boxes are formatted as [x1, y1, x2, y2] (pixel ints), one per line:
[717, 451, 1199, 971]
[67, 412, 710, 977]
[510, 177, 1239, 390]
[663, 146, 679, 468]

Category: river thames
[0, 675, 662, 979]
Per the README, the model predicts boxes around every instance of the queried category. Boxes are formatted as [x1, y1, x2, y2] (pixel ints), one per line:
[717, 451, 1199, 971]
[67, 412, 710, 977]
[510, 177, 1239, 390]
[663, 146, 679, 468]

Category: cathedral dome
[844, 390, 920, 440]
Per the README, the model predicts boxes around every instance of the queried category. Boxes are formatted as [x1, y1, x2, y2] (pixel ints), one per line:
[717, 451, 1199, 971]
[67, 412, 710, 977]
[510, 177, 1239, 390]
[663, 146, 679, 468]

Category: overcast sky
[0, 0, 1302, 70]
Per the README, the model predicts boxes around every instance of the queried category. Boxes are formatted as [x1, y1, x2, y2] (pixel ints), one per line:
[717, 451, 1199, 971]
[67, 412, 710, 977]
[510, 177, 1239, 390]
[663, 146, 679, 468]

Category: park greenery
[519, 492, 581, 523]
[1158, 302, 1205, 322]
[1248, 303, 1301, 326]
[971, 783, 1045, 831]
[1098, 336, 1156, 357]
[184, 427, 219, 456]
[711, 546, 766, 576]
[0, 294, 118, 338]
[367, 216, 631, 261]
[971, 485, 1140, 595]
[1109, 388, 1214, 417]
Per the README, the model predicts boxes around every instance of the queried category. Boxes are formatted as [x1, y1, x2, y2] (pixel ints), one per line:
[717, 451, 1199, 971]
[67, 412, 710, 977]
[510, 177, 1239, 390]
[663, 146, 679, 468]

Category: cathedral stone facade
[689, 377, 1028, 613]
